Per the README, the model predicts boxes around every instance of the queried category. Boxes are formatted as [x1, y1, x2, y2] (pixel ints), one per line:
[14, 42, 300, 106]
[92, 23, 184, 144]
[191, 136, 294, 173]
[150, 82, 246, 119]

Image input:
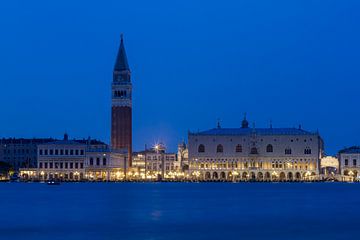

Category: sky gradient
[1, 0, 359, 154]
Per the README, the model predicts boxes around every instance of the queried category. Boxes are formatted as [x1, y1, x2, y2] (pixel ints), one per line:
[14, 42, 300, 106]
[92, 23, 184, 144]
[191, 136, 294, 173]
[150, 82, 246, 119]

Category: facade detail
[0, 138, 56, 170]
[338, 146, 360, 181]
[132, 144, 181, 180]
[188, 120, 324, 181]
[111, 34, 132, 166]
[21, 134, 127, 181]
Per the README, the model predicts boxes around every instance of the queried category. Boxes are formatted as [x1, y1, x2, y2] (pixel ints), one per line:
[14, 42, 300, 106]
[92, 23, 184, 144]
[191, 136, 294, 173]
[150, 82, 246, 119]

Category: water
[0, 182, 358, 240]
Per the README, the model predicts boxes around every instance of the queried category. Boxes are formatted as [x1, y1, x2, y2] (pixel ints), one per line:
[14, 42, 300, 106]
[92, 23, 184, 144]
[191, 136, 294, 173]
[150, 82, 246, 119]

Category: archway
[295, 172, 301, 180]
[257, 172, 263, 181]
[213, 172, 218, 180]
[280, 172, 286, 181]
[205, 172, 211, 180]
[242, 172, 248, 180]
[220, 172, 226, 180]
[265, 172, 271, 180]
[250, 172, 256, 180]
[288, 172, 293, 181]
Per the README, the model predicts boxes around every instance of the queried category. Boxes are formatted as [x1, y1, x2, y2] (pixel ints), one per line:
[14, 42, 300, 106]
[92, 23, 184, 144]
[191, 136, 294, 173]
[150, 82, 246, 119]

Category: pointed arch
[198, 144, 205, 153]
[235, 144, 242, 153]
[216, 144, 223, 153]
[266, 144, 273, 153]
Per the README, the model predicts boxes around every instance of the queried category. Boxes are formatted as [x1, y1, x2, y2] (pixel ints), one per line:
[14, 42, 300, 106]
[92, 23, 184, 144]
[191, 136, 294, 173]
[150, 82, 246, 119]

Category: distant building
[338, 146, 360, 181]
[188, 116, 324, 181]
[133, 144, 181, 180]
[21, 134, 128, 181]
[0, 138, 56, 170]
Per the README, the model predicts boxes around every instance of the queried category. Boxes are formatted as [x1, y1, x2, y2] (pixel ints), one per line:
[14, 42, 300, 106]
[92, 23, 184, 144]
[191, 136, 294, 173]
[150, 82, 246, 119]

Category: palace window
[90, 158, 94, 165]
[96, 158, 100, 166]
[235, 144, 242, 153]
[39, 149, 43, 155]
[345, 159, 348, 166]
[250, 147, 258, 154]
[198, 144, 205, 153]
[266, 144, 273, 153]
[304, 148, 311, 155]
[216, 144, 223, 153]
[285, 148, 292, 155]
[39, 162, 43, 168]
[353, 159, 357, 166]
[103, 158, 107, 166]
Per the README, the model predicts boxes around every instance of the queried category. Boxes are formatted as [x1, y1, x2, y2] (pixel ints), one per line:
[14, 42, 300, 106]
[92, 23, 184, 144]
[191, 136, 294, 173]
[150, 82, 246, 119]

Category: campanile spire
[111, 34, 133, 166]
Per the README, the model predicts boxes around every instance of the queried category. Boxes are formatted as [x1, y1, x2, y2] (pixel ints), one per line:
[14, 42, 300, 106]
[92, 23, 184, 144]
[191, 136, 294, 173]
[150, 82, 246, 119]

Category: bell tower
[111, 34, 132, 166]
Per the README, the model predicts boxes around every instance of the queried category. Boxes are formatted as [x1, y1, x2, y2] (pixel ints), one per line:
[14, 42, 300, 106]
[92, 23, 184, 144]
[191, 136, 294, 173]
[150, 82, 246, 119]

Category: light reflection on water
[0, 182, 358, 240]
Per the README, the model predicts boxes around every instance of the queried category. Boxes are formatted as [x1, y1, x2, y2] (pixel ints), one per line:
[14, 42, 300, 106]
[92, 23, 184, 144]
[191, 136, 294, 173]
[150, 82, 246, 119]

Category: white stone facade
[188, 124, 324, 181]
[338, 147, 360, 181]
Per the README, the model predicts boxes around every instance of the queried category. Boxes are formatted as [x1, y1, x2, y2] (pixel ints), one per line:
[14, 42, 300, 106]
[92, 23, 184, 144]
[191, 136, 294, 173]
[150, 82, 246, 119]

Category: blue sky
[0, 0, 359, 154]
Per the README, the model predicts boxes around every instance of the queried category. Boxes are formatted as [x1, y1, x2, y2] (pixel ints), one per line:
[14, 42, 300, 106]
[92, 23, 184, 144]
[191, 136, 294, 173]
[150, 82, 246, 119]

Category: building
[21, 134, 128, 181]
[111, 34, 132, 166]
[188, 117, 324, 181]
[133, 144, 181, 180]
[177, 142, 189, 171]
[0, 138, 56, 170]
[338, 146, 360, 181]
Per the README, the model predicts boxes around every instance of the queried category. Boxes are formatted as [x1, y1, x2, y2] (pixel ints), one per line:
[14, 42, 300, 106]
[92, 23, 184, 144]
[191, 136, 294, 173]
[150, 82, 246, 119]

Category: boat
[47, 180, 60, 185]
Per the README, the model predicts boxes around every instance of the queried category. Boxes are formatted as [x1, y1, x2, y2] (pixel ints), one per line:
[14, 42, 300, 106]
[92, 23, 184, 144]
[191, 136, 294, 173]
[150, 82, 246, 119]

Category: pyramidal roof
[114, 34, 130, 71]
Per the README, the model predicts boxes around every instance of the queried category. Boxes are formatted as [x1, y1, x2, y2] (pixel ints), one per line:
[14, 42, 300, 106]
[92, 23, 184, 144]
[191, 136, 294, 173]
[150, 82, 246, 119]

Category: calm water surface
[0, 182, 358, 240]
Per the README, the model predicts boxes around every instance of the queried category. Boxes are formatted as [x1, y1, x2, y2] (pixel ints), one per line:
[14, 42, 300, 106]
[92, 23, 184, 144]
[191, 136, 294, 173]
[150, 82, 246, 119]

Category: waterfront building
[338, 146, 360, 181]
[188, 117, 324, 181]
[177, 142, 189, 171]
[132, 144, 181, 180]
[0, 138, 56, 170]
[320, 156, 339, 176]
[20, 134, 128, 181]
[111, 34, 132, 166]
